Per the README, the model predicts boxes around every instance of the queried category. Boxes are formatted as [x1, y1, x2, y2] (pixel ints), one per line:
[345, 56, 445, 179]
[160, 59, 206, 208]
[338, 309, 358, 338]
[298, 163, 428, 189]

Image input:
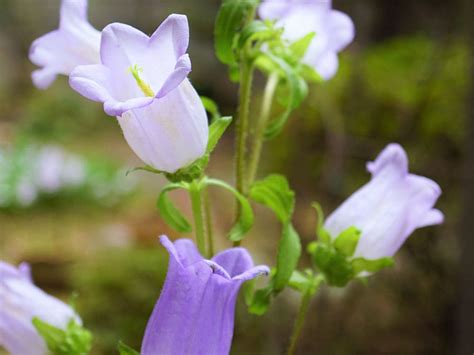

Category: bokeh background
[1, 0, 473, 354]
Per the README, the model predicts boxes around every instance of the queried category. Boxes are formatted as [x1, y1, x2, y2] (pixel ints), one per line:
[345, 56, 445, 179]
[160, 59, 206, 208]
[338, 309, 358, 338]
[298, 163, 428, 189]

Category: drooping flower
[324, 143, 444, 260]
[29, 0, 101, 89]
[141, 236, 269, 355]
[69, 15, 209, 173]
[0, 261, 80, 355]
[259, 0, 355, 80]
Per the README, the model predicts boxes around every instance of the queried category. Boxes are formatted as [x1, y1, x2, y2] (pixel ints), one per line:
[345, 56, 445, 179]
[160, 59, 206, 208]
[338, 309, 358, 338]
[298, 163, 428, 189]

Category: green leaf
[250, 174, 295, 223]
[248, 286, 273, 316]
[156, 183, 192, 233]
[117, 341, 140, 355]
[334, 226, 361, 257]
[200, 96, 221, 122]
[258, 54, 308, 139]
[274, 223, 302, 291]
[33, 318, 92, 355]
[289, 32, 316, 61]
[214, 0, 259, 65]
[207, 116, 232, 154]
[352, 257, 395, 274]
[204, 178, 254, 242]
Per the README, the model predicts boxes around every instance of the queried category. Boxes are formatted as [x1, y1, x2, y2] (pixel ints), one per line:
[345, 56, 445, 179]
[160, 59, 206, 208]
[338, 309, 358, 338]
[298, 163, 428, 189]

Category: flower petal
[212, 247, 255, 278]
[327, 10, 355, 52]
[116, 79, 208, 173]
[141, 248, 237, 355]
[29, 0, 100, 89]
[325, 143, 443, 259]
[155, 54, 191, 98]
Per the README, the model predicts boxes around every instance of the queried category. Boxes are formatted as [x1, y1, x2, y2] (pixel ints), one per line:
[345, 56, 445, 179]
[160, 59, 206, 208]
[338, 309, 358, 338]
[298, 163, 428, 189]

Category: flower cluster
[11, 0, 446, 354]
[0, 144, 135, 208]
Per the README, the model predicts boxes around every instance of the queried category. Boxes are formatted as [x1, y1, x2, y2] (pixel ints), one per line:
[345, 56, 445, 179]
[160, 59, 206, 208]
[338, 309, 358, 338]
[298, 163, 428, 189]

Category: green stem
[203, 187, 214, 257]
[235, 60, 255, 196]
[248, 72, 279, 185]
[234, 60, 255, 246]
[287, 275, 324, 355]
[286, 290, 312, 355]
[189, 181, 206, 257]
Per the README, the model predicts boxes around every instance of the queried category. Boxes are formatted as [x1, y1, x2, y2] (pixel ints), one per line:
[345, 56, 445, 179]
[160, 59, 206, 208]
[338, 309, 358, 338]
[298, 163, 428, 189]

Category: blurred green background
[1, 0, 472, 354]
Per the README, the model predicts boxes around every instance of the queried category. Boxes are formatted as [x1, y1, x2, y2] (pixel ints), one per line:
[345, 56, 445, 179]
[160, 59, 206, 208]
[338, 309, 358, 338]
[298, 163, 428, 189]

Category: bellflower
[324, 144, 444, 260]
[70, 15, 209, 173]
[141, 236, 269, 355]
[29, 0, 100, 89]
[259, 0, 355, 80]
[0, 261, 80, 355]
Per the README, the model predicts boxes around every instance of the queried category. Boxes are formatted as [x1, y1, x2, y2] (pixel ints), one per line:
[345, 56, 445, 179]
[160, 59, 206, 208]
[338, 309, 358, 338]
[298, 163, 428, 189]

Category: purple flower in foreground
[324, 144, 444, 260]
[141, 236, 269, 355]
[70, 15, 209, 173]
[259, 0, 355, 80]
[0, 261, 80, 355]
[29, 0, 100, 89]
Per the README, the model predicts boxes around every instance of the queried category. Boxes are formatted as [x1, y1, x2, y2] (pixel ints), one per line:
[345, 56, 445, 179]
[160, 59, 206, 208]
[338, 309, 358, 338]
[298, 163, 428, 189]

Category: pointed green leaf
[352, 257, 395, 274]
[250, 174, 295, 223]
[204, 178, 254, 242]
[207, 116, 232, 154]
[118, 341, 140, 355]
[214, 0, 259, 65]
[311, 202, 331, 244]
[334, 226, 362, 257]
[156, 183, 192, 233]
[274, 223, 302, 291]
[289, 32, 316, 60]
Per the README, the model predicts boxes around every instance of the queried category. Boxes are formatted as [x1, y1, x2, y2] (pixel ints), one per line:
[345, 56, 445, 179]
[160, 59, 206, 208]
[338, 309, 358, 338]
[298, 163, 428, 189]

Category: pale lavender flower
[141, 236, 269, 355]
[35, 146, 86, 193]
[324, 144, 444, 260]
[69, 15, 209, 173]
[29, 0, 100, 89]
[259, 0, 355, 80]
[0, 261, 80, 355]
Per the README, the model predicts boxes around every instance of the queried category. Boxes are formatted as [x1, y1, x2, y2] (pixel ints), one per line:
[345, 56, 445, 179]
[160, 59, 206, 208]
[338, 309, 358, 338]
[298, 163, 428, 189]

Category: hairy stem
[189, 182, 206, 257]
[287, 275, 324, 355]
[234, 60, 255, 246]
[286, 290, 312, 355]
[203, 187, 214, 257]
[248, 73, 279, 185]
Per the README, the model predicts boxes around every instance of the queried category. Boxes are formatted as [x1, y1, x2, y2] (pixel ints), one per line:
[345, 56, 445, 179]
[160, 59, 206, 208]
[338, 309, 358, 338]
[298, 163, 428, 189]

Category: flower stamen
[129, 64, 155, 97]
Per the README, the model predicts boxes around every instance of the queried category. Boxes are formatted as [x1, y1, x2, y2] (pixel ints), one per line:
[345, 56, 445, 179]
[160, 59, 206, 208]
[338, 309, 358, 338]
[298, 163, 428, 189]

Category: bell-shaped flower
[141, 236, 269, 355]
[0, 261, 80, 355]
[29, 0, 101, 89]
[259, 0, 355, 80]
[69, 15, 209, 173]
[324, 143, 444, 260]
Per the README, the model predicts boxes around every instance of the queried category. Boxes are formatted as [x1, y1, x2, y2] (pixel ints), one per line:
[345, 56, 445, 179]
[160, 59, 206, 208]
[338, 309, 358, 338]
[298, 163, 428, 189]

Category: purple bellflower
[259, 0, 355, 80]
[29, 0, 100, 89]
[324, 144, 444, 260]
[69, 15, 209, 173]
[140, 236, 270, 355]
[0, 261, 80, 355]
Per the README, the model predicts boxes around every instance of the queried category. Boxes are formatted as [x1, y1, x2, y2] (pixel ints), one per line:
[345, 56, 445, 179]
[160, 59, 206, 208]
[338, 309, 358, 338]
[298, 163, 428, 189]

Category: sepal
[33, 318, 92, 355]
